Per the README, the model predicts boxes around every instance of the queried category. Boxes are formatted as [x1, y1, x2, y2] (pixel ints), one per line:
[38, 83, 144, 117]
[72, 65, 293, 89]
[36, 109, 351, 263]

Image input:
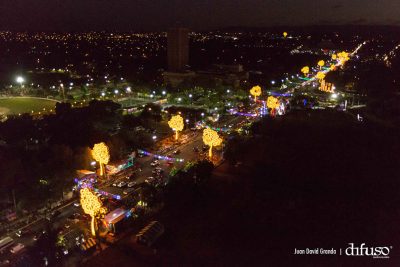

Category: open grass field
[0, 97, 58, 115]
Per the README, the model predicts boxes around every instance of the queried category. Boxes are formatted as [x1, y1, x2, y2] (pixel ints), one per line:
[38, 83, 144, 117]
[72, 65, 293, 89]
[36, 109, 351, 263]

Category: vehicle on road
[10, 243, 25, 254]
[145, 177, 155, 184]
[0, 237, 14, 252]
[150, 160, 159, 166]
[117, 181, 127, 188]
[15, 228, 30, 237]
[127, 181, 137, 188]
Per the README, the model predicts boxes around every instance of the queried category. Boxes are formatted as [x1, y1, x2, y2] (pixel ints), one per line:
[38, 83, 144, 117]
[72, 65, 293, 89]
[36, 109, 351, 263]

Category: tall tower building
[167, 27, 189, 72]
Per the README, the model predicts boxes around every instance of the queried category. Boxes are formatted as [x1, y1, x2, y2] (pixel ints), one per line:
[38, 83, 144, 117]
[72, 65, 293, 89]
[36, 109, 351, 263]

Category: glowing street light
[203, 128, 222, 158]
[16, 76, 25, 85]
[92, 142, 110, 176]
[162, 90, 166, 95]
[168, 115, 184, 140]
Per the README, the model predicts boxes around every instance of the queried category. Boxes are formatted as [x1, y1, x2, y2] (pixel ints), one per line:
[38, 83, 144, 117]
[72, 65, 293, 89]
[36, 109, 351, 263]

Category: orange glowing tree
[202, 128, 222, 158]
[249, 85, 262, 102]
[80, 188, 105, 236]
[168, 114, 184, 140]
[92, 142, 110, 176]
[301, 66, 309, 77]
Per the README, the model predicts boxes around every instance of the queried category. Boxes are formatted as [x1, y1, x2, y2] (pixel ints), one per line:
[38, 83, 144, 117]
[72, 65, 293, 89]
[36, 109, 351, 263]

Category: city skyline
[0, 0, 400, 31]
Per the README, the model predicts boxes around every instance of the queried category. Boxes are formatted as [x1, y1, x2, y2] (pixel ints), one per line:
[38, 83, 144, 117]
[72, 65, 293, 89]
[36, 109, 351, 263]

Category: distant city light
[126, 87, 131, 93]
[152, 135, 157, 140]
[189, 94, 192, 98]
[101, 92, 105, 96]
[331, 93, 338, 99]
[271, 80, 276, 85]
[114, 89, 119, 94]
[227, 89, 230, 93]
[162, 90, 166, 95]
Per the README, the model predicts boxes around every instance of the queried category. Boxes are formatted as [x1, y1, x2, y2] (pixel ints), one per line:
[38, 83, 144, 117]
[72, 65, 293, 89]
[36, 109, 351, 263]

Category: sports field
[0, 97, 58, 115]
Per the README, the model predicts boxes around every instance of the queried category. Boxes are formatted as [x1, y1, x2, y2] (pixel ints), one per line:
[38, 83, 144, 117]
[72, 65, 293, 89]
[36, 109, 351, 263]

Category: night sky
[0, 0, 399, 31]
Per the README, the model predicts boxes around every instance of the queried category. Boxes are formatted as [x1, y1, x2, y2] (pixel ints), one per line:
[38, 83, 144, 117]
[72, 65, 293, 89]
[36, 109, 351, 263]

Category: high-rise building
[167, 27, 189, 72]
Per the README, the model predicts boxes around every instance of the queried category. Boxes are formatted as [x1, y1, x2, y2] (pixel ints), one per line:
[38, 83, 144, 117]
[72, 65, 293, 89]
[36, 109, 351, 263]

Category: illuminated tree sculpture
[267, 96, 280, 110]
[80, 188, 103, 236]
[92, 142, 110, 176]
[168, 114, 184, 140]
[202, 128, 222, 158]
[249, 85, 262, 102]
[316, 72, 326, 82]
[318, 60, 325, 69]
[337, 51, 350, 64]
[301, 66, 310, 77]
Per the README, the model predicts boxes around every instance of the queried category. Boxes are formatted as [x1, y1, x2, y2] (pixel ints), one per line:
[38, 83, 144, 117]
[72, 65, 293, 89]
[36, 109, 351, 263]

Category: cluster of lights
[138, 149, 184, 162]
[195, 121, 230, 132]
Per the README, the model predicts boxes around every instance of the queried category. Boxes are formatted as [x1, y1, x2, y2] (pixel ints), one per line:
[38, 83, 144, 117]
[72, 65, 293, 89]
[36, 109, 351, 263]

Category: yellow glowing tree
[316, 72, 326, 82]
[202, 128, 222, 158]
[92, 142, 110, 176]
[301, 66, 309, 76]
[267, 96, 280, 110]
[332, 54, 337, 60]
[80, 188, 103, 236]
[249, 85, 262, 101]
[330, 64, 336, 71]
[168, 114, 184, 140]
[318, 60, 325, 69]
[283, 32, 288, 38]
[337, 51, 350, 64]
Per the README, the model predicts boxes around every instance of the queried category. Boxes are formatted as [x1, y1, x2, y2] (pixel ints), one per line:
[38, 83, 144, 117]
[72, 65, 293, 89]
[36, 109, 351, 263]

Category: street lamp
[271, 80, 276, 85]
[114, 89, 119, 94]
[16, 76, 25, 85]
[162, 90, 166, 95]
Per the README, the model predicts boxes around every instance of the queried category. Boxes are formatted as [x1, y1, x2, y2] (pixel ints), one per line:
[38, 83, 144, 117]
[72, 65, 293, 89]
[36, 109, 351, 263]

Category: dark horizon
[0, 24, 400, 34]
[0, 0, 399, 32]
